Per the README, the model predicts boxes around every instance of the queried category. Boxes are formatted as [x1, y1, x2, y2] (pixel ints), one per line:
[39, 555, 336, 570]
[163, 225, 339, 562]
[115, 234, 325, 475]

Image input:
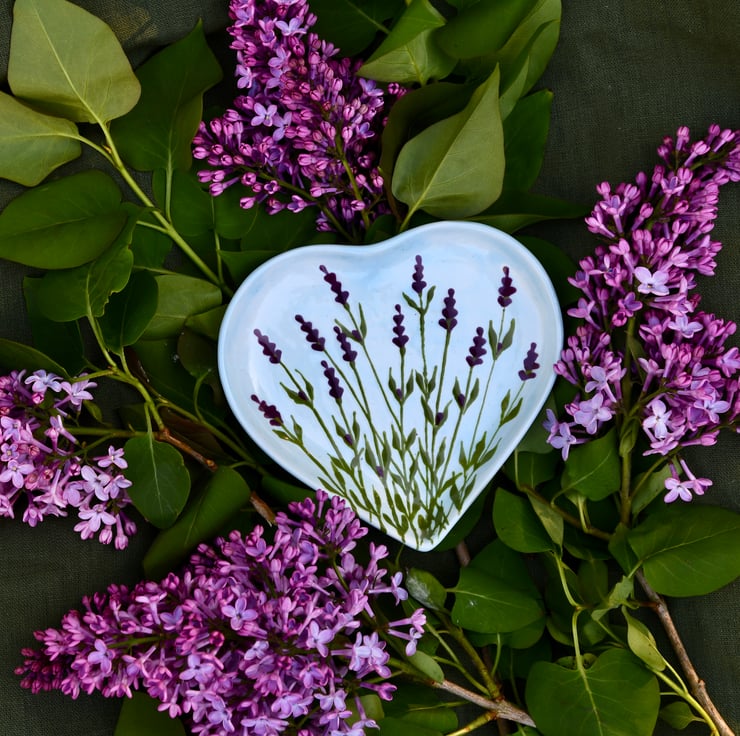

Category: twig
[430, 679, 536, 728]
[636, 571, 736, 736]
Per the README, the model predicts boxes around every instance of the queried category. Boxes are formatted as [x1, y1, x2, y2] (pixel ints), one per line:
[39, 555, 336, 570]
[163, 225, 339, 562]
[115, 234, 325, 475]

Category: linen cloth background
[0, 1, 738, 734]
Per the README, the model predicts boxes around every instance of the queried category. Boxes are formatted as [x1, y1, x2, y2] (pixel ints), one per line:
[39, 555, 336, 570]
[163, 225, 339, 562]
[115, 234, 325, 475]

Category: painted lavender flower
[17, 491, 424, 736]
[192, 0, 405, 240]
[545, 124, 740, 502]
[0, 370, 136, 548]
[250, 257, 540, 547]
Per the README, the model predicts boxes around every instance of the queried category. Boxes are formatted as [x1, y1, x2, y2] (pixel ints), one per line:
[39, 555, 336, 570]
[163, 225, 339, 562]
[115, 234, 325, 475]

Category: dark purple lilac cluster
[546, 125, 740, 502]
[0, 370, 136, 548]
[17, 491, 425, 736]
[192, 0, 405, 238]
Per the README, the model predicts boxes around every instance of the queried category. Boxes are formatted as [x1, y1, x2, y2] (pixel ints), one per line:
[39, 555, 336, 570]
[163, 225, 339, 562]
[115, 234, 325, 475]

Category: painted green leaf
[0, 170, 127, 269]
[526, 649, 660, 736]
[493, 487, 554, 553]
[0, 92, 80, 186]
[561, 429, 620, 501]
[502, 89, 552, 191]
[124, 434, 191, 528]
[115, 692, 186, 736]
[140, 274, 222, 340]
[359, 0, 454, 84]
[99, 270, 159, 352]
[311, 0, 401, 56]
[8, 0, 140, 123]
[392, 67, 504, 219]
[31, 239, 133, 322]
[628, 504, 740, 596]
[451, 566, 542, 633]
[111, 22, 222, 172]
[143, 467, 251, 578]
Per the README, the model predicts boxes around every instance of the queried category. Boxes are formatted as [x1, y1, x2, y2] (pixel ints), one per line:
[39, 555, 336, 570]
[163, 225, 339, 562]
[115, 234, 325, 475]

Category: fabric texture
[0, 1, 738, 734]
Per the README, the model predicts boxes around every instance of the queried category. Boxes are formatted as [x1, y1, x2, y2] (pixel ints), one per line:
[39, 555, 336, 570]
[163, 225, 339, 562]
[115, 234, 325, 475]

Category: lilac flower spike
[411, 254, 426, 295]
[254, 329, 282, 363]
[392, 304, 409, 350]
[438, 289, 458, 331]
[192, 0, 406, 236]
[17, 491, 426, 736]
[320, 265, 349, 306]
[547, 124, 740, 503]
[498, 266, 516, 307]
[518, 342, 539, 381]
[466, 327, 487, 367]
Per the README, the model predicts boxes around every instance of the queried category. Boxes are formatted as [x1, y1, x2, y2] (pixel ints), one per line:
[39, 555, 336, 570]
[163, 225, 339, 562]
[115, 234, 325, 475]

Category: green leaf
[111, 22, 222, 172]
[493, 487, 554, 552]
[622, 608, 666, 671]
[0, 337, 67, 375]
[8, 0, 140, 123]
[516, 235, 582, 306]
[0, 92, 80, 186]
[143, 467, 251, 578]
[124, 434, 191, 528]
[0, 170, 126, 268]
[141, 274, 222, 340]
[659, 702, 704, 730]
[628, 504, 740, 596]
[526, 649, 660, 736]
[392, 66, 504, 219]
[177, 329, 218, 380]
[359, 0, 454, 84]
[451, 566, 542, 633]
[405, 650, 445, 683]
[529, 493, 564, 547]
[115, 692, 186, 736]
[32, 239, 133, 322]
[561, 429, 620, 501]
[311, 0, 402, 56]
[99, 270, 159, 352]
[154, 168, 215, 237]
[502, 90, 552, 190]
[630, 464, 672, 515]
[378, 717, 443, 736]
[504, 449, 559, 488]
[405, 568, 447, 610]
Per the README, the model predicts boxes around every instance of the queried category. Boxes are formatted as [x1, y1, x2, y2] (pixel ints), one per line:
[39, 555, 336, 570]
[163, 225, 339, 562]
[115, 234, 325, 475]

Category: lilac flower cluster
[545, 125, 740, 502]
[192, 0, 405, 238]
[17, 491, 425, 736]
[0, 370, 136, 547]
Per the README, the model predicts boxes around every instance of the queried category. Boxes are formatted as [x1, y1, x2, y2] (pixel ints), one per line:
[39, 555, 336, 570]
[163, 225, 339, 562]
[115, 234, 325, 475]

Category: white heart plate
[218, 221, 562, 550]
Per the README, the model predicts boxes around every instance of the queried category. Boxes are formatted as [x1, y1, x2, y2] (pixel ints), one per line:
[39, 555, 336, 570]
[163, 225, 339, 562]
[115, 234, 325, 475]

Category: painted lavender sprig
[251, 257, 540, 546]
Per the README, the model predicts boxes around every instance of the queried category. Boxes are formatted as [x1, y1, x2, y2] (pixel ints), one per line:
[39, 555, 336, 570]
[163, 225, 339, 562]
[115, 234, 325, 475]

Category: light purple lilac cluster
[192, 0, 404, 238]
[546, 125, 740, 503]
[17, 491, 425, 736]
[0, 370, 136, 547]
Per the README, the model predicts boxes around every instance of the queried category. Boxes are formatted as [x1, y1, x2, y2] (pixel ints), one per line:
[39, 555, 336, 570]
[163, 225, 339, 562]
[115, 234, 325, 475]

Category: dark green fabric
[1, 1, 738, 734]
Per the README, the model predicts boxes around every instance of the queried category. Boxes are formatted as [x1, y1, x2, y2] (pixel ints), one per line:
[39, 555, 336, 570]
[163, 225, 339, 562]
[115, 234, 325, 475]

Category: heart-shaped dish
[218, 221, 562, 550]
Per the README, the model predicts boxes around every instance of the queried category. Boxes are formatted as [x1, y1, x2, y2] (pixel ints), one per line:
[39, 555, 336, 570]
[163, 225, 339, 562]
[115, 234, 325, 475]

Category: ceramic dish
[218, 221, 563, 550]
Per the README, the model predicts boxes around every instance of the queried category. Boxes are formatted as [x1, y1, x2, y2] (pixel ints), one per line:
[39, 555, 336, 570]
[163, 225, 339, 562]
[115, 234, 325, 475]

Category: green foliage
[493, 487, 555, 552]
[8, 0, 140, 123]
[0, 171, 127, 269]
[124, 434, 191, 528]
[111, 22, 222, 172]
[392, 67, 504, 219]
[561, 429, 621, 500]
[526, 649, 661, 736]
[628, 504, 740, 596]
[0, 92, 80, 186]
[115, 692, 186, 736]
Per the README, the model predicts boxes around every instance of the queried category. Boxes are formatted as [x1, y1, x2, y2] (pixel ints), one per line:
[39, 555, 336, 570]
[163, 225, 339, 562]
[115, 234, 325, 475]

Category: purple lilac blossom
[17, 491, 425, 735]
[547, 124, 740, 502]
[192, 0, 405, 237]
[0, 370, 135, 548]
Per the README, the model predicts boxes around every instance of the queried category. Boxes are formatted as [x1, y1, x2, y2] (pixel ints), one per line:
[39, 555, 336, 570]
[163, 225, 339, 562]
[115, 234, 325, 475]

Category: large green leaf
[493, 487, 554, 553]
[115, 692, 186, 736]
[143, 467, 251, 578]
[311, 0, 402, 56]
[0, 170, 127, 269]
[0, 337, 67, 375]
[392, 67, 504, 219]
[526, 649, 660, 736]
[140, 274, 222, 340]
[8, 0, 140, 123]
[628, 504, 740, 596]
[0, 92, 80, 186]
[359, 0, 454, 84]
[99, 270, 159, 352]
[31, 239, 133, 322]
[561, 429, 620, 501]
[111, 22, 222, 172]
[124, 434, 191, 529]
